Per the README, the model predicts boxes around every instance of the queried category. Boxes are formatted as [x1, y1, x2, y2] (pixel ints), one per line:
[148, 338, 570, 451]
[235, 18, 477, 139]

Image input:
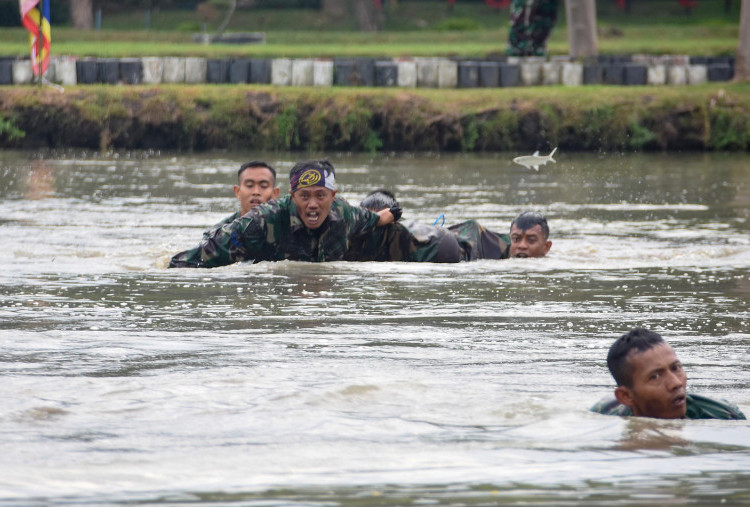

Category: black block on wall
[458, 61, 479, 88]
[230, 59, 251, 83]
[375, 61, 397, 87]
[499, 63, 520, 87]
[335, 59, 375, 87]
[97, 59, 119, 84]
[0, 59, 12, 85]
[250, 59, 271, 84]
[603, 64, 625, 85]
[120, 59, 142, 84]
[478, 61, 500, 87]
[707, 63, 733, 81]
[207, 59, 230, 83]
[624, 64, 647, 85]
[76, 60, 97, 84]
[583, 64, 603, 84]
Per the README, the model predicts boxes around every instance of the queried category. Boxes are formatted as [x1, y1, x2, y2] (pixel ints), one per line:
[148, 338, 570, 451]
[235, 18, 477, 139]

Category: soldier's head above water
[608, 328, 688, 419]
[288, 160, 339, 230]
[233, 161, 280, 216]
[360, 189, 398, 211]
[509, 211, 552, 258]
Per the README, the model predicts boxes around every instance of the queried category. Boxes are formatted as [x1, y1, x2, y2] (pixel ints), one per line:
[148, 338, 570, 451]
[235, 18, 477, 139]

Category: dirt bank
[1, 84, 749, 152]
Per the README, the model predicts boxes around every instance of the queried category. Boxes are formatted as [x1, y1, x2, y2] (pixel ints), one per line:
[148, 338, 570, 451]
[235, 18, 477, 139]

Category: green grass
[3, 82, 749, 151]
[0, 24, 740, 58]
[0, 0, 742, 58]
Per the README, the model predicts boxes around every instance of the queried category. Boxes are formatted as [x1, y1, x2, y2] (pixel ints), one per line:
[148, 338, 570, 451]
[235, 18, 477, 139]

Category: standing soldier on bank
[506, 0, 560, 57]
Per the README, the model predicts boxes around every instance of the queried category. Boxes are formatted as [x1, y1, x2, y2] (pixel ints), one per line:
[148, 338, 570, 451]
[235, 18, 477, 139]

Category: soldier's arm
[169, 214, 268, 269]
[349, 203, 387, 239]
[201, 211, 240, 241]
[168, 245, 205, 268]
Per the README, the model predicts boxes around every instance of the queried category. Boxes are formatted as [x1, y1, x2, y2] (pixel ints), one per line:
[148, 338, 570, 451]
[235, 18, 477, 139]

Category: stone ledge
[0, 54, 735, 88]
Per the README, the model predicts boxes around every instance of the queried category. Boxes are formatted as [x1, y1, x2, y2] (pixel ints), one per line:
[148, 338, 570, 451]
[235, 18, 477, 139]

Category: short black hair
[360, 189, 398, 211]
[510, 212, 549, 239]
[607, 328, 666, 388]
[238, 161, 276, 185]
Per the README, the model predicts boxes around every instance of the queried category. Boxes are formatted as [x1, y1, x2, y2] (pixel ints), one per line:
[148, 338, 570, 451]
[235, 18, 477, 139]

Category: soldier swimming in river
[168, 159, 405, 268]
[354, 189, 552, 262]
[591, 328, 746, 420]
[168, 160, 553, 268]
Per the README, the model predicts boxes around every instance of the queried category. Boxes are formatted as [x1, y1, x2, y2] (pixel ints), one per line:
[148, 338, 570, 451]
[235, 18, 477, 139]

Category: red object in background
[374, 0, 382, 8]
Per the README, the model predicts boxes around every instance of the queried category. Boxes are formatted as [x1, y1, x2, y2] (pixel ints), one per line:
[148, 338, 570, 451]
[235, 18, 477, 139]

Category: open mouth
[514, 253, 528, 258]
[671, 393, 687, 408]
[305, 211, 320, 225]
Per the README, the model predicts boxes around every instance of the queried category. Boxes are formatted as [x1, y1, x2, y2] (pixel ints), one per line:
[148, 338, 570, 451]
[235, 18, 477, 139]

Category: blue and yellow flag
[19, 0, 51, 76]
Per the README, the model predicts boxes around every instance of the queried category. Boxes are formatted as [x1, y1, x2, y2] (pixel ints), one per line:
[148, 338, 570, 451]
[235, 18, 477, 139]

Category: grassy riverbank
[0, 24, 741, 59]
[0, 0, 742, 58]
[2, 83, 749, 152]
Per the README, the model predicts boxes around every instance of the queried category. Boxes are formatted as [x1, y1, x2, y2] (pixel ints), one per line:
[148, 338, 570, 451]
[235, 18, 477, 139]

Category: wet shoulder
[240, 195, 291, 222]
[685, 394, 747, 420]
[589, 396, 633, 417]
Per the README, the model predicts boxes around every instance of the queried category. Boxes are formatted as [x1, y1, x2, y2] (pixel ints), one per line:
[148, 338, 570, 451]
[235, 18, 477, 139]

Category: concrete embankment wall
[2, 84, 749, 152]
[0, 55, 737, 88]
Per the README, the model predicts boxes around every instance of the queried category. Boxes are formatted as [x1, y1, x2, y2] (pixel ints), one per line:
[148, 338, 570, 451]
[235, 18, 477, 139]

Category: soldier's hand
[389, 205, 403, 222]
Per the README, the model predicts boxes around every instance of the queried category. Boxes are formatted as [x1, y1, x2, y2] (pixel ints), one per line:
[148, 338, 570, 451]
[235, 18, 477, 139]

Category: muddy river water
[0, 150, 749, 505]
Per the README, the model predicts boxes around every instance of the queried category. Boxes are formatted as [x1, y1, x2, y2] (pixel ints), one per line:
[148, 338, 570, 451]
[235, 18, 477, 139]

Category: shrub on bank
[1, 84, 749, 152]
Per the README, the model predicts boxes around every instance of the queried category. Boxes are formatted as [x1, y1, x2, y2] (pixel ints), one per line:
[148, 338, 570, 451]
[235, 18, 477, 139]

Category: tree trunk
[70, 0, 94, 30]
[352, 0, 381, 32]
[565, 0, 598, 59]
[736, 0, 750, 81]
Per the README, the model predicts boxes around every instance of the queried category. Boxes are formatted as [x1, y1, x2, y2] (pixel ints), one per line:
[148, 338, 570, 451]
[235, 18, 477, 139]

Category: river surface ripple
[0, 150, 749, 505]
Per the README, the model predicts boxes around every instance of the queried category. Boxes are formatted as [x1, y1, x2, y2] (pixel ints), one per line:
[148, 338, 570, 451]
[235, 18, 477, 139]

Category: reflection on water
[0, 150, 748, 505]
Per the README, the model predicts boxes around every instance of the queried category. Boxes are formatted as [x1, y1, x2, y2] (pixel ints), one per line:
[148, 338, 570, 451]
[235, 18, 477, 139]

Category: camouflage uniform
[590, 394, 747, 420]
[506, 0, 560, 57]
[168, 195, 381, 268]
[202, 211, 241, 241]
[447, 220, 510, 261]
[346, 220, 462, 263]
[168, 211, 241, 268]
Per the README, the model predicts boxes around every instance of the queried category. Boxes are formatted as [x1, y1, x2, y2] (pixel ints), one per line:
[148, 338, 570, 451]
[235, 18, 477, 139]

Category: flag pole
[37, 5, 42, 86]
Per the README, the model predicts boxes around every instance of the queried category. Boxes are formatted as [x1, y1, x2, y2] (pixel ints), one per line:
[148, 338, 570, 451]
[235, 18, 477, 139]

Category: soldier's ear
[615, 386, 634, 407]
[272, 187, 280, 198]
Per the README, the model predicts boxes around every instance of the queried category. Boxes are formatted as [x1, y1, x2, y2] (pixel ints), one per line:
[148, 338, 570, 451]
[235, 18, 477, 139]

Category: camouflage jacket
[447, 219, 510, 261]
[169, 195, 381, 268]
[202, 210, 241, 240]
[167, 211, 243, 268]
[590, 394, 747, 420]
[345, 219, 461, 263]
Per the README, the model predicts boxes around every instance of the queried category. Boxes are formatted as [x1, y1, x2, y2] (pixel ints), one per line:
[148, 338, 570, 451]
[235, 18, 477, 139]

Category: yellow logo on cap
[298, 169, 322, 188]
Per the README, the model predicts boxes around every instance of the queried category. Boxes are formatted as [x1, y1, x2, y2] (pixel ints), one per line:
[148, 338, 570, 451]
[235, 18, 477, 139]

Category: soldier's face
[291, 187, 336, 229]
[509, 224, 551, 258]
[615, 344, 688, 419]
[234, 167, 280, 216]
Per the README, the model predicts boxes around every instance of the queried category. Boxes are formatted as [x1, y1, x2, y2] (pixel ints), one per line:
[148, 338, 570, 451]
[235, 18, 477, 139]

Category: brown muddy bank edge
[1, 84, 749, 152]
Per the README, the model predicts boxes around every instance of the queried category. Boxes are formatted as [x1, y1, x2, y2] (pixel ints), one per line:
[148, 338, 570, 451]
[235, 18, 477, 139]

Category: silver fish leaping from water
[512, 147, 557, 171]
